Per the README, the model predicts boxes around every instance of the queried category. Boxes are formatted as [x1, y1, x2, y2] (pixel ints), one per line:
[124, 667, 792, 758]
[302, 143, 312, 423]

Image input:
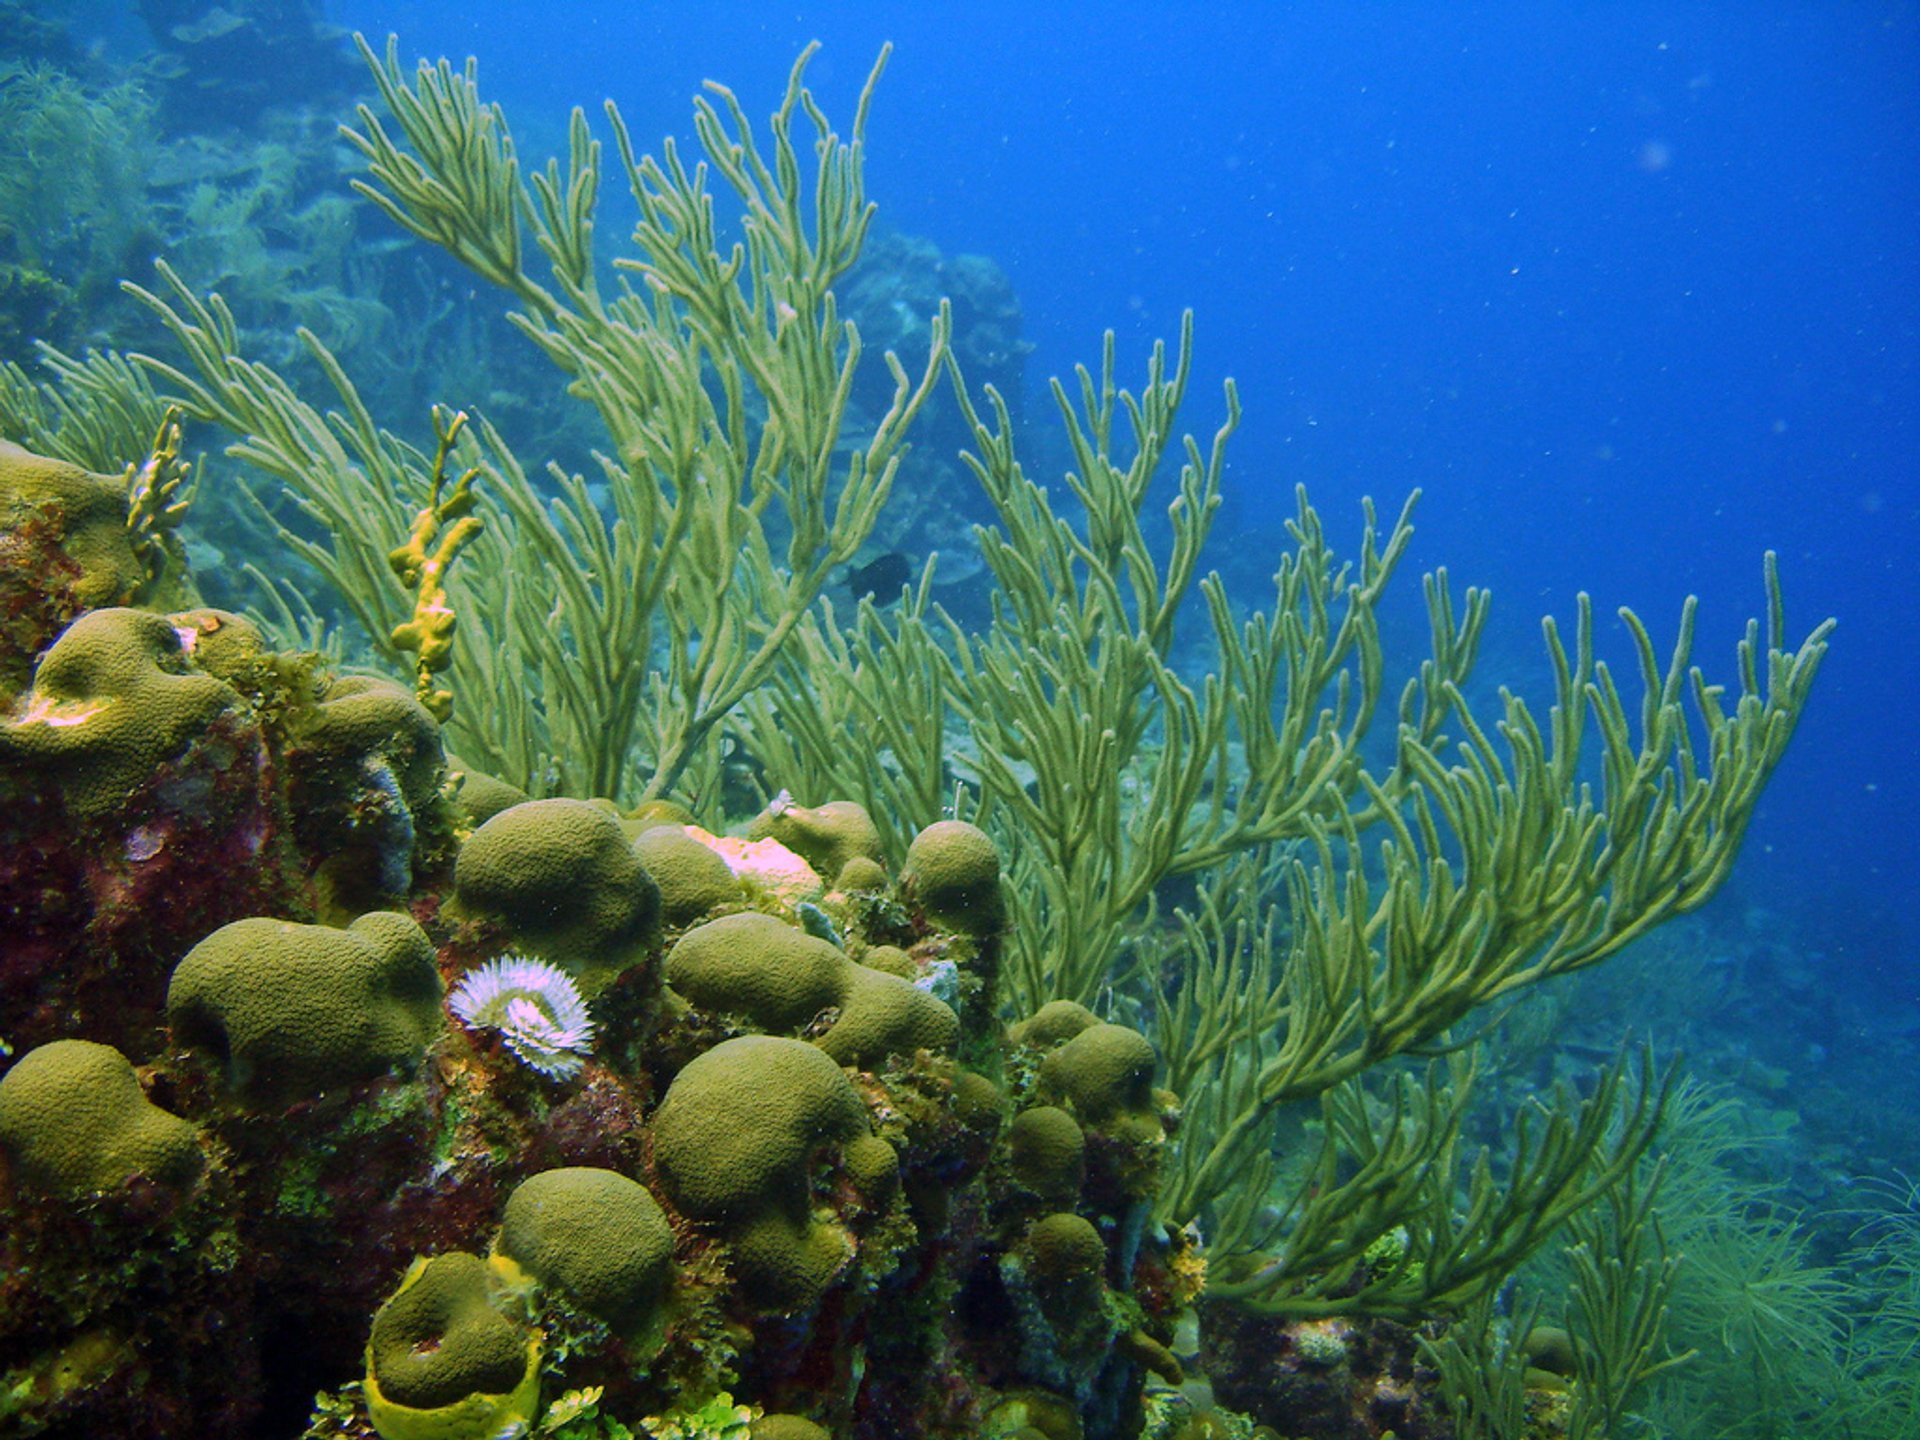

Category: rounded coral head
[167, 911, 444, 1105]
[496, 1166, 673, 1330]
[453, 798, 661, 972]
[903, 820, 1004, 935]
[364, 1251, 542, 1440]
[0, 1039, 203, 1201]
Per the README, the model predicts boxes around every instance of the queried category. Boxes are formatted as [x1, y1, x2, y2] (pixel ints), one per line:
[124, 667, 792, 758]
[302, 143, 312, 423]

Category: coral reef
[0, 32, 1836, 1440]
[453, 798, 662, 978]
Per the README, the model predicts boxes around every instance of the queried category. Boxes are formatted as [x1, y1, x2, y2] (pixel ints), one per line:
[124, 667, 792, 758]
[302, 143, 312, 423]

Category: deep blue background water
[273, 3, 1917, 1007]
[312, 0, 1920, 1005]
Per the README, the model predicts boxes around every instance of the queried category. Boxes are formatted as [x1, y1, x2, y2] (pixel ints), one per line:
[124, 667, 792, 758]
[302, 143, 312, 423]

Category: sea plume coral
[449, 955, 596, 1079]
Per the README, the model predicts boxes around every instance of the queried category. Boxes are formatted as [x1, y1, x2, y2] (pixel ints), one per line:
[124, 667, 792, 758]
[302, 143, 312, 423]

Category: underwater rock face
[0, 607, 294, 1057]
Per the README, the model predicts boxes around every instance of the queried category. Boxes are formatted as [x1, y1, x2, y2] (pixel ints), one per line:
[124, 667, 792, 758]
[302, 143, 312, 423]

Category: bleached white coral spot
[449, 955, 596, 1080]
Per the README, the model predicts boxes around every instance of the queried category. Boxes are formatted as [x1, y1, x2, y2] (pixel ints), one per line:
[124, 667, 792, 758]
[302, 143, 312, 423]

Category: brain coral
[364, 1251, 542, 1440]
[453, 798, 660, 974]
[496, 1167, 674, 1331]
[651, 1035, 890, 1310]
[167, 911, 444, 1104]
[1022, 1211, 1108, 1294]
[1036, 1022, 1158, 1128]
[631, 823, 740, 926]
[0, 1038, 203, 1200]
[1006, 1105, 1086, 1204]
[0, 439, 147, 610]
[665, 910, 958, 1067]
[0, 440, 190, 687]
[1009, 999, 1101, 1049]
[0, 606, 241, 819]
[447, 760, 529, 830]
[902, 819, 1004, 935]
[295, 674, 445, 820]
[747, 792, 885, 887]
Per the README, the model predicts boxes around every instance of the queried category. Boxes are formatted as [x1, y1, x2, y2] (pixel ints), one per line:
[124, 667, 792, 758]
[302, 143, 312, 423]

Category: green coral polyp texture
[453, 797, 661, 972]
[0, 440, 150, 611]
[1007, 1105, 1087, 1203]
[1036, 1022, 1159, 1129]
[495, 1166, 674, 1330]
[902, 819, 1004, 934]
[364, 1252, 542, 1440]
[0, 605, 242, 819]
[652, 1035, 890, 1308]
[167, 911, 445, 1103]
[666, 909, 960, 1066]
[0, 1038, 203, 1200]
[747, 794, 887, 889]
[632, 822, 744, 925]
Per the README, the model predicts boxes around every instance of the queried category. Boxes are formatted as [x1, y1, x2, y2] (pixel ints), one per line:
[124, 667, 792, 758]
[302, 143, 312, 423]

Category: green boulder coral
[0, 440, 147, 611]
[652, 1035, 893, 1310]
[747, 792, 885, 888]
[364, 1251, 542, 1440]
[495, 1166, 675, 1333]
[453, 798, 661, 976]
[446, 760, 529, 830]
[0, 438, 193, 688]
[665, 910, 958, 1067]
[0, 606, 239, 819]
[1036, 1022, 1158, 1130]
[288, 673, 447, 914]
[1006, 1105, 1086, 1205]
[0, 1038, 202, 1200]
[902, 820, 1004, 935]
[750, 1418, 831, 1440]
[632, 823, 741, 926]
[167, 911, 444, 1104]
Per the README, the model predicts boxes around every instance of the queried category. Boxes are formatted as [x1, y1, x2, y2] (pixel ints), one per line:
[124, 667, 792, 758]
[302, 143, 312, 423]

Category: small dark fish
[844, 551, 913, 603]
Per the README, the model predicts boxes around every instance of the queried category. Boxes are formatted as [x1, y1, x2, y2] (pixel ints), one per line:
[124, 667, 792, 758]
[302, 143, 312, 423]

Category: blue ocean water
[311, 1, 1918, 1009]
